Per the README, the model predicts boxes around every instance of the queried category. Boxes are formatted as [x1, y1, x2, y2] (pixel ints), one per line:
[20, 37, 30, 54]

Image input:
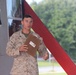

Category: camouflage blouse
[6, 30, 48, 75]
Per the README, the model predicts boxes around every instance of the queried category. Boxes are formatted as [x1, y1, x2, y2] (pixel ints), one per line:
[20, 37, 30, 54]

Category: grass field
[39, 72, 66, 75]
[38, 60, 60, 67]
[38, 60, 67, 75]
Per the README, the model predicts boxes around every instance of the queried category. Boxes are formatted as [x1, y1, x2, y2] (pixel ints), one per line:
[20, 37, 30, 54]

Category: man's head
[21, 14, 33, 31]
[22, 14, 33, 20]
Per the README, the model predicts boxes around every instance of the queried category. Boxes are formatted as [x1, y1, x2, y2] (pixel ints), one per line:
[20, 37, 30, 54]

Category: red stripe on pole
[23, 0, 76, 75]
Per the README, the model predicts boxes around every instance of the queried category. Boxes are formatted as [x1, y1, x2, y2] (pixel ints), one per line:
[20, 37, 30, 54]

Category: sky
[26, 0, 42, 4]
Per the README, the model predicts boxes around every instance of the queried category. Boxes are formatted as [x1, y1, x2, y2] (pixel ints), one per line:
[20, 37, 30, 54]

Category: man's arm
[6, 33, 20, 57]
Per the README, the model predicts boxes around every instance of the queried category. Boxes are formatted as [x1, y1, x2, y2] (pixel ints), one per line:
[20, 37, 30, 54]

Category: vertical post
[0, 0, 13, 75]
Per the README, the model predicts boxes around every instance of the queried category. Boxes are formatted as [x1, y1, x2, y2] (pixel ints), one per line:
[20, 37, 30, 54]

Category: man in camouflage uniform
[6, 14, 49, 75]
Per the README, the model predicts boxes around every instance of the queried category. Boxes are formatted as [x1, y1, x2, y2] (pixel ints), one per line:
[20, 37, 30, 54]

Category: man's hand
[43, 52, 49, 60]
[19, 44, 28, 52]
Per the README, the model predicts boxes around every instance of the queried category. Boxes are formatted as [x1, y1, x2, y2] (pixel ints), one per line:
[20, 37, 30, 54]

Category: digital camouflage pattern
[6, 30, 48, 75]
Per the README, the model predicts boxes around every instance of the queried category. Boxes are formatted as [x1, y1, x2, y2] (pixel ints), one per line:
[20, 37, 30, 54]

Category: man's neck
[22, 29, 30, 34]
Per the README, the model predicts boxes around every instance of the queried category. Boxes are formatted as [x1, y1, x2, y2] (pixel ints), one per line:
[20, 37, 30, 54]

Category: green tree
[31, 0, 76, 62]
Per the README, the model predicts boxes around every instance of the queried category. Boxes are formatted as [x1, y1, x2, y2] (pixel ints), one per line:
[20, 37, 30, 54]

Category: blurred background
[1, 0, 76, 75]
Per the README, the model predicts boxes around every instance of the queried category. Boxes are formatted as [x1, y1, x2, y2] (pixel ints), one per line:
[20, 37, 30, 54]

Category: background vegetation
[38, 60, 66, 75]
[30, 0, 76, 62]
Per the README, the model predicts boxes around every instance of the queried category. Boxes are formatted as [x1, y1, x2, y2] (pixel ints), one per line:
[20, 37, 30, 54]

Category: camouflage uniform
[6, 30, 48, 75]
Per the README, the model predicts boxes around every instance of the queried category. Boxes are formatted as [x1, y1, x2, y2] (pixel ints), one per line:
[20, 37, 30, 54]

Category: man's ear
[21, 20, 23, 25]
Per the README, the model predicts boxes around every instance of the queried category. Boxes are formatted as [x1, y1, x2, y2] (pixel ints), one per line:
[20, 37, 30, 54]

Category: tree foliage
[30, 0, 76, 62]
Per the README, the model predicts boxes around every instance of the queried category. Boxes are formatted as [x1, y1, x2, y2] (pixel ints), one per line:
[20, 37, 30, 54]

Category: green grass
[39, 72, 66, 75]
[38, 60, 60, 67]
[38, 60, 67, 75]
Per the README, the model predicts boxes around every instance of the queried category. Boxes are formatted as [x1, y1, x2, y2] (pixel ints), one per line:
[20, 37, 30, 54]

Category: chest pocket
[15, 35, 26, 46]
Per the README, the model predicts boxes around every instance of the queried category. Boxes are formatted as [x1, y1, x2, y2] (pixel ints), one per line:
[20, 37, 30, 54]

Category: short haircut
[22, 14, 33, 20]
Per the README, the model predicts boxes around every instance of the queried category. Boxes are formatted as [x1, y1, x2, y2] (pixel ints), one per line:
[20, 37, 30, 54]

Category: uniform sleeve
[37, 37, 49, 57]
[6, 33, 20, 57]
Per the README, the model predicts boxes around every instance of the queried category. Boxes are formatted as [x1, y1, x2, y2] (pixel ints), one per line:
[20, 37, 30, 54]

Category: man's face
[21, 17, 33, 30]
